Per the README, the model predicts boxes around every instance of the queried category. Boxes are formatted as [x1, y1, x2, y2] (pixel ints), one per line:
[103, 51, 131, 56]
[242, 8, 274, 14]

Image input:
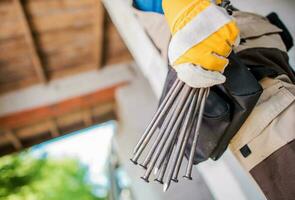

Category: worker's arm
[133, 0, 163, 13]
[163, 0, 240, 88]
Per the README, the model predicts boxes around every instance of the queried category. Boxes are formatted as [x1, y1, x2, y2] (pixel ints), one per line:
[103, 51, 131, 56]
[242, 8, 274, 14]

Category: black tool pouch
[159, 52, 263, 164]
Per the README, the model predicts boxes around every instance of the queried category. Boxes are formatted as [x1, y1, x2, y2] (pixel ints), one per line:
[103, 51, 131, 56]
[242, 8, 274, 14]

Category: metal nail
[131, 80, 184, 163]
[154, 130, 177, 184]
[159, 87, 195, 192]
[163, 88, 197, 189]
[133, 79, 180, 154]
[132, 79, 183, 155]
[141, 85, 192, 181]
[171, 89, 199, 182]
[154, 85, 192, 172]
[184, 88, 209, 179]
[140, 97, 178, 169]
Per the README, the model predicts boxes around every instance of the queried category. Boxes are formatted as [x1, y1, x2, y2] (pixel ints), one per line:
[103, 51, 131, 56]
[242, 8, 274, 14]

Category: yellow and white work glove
[163, 0, 240, 88]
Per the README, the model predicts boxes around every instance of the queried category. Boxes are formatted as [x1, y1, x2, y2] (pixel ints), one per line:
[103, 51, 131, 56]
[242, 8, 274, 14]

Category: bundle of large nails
[131, 79, 210, 191]
[131, 0, 239, 192]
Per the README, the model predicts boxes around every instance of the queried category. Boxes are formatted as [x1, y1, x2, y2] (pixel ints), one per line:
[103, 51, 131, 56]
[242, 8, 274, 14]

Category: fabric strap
[168, 4, 232, 64]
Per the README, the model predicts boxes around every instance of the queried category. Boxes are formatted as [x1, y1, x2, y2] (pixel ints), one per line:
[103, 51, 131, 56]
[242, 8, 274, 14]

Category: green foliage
[0, 152, 106, 200]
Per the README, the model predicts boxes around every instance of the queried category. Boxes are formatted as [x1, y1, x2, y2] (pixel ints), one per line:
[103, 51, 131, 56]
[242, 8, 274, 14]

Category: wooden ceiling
[0, 0, 133, 94]
[0, 82, 127, 156]
[0, 0, 134, 155]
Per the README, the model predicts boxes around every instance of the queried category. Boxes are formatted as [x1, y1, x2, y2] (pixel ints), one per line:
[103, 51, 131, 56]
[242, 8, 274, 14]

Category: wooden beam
[0, 76, 40, 95]
[93, 0, 105, 69]
[48, 119, 60, 138]
[4, 130, 22, 150]
[13, 0, 47, 82]
[0, 64, 133, 117]
[104, 18, 133, 66]
[82, 109, 93, 127]
[92, 102, 115, 116]
[0, 83, 126, 129]
[56, 110, 85, 128]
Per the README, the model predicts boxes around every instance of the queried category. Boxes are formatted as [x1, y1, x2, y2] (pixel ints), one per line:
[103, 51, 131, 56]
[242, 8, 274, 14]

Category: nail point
[163, 183, 169, 192]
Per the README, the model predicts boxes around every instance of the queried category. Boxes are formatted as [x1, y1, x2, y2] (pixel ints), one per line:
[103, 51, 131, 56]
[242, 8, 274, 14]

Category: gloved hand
[163, 0, 240, 88]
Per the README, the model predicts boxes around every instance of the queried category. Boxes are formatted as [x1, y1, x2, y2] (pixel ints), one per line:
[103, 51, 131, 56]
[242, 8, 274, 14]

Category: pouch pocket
[230, 79, 295, 171]
[189, 90, 231, 164]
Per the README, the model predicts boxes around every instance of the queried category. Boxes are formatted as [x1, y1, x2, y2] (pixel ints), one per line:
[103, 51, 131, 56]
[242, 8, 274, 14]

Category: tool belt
[230, 75, 295, 200]
[159, 11, 294, 163]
